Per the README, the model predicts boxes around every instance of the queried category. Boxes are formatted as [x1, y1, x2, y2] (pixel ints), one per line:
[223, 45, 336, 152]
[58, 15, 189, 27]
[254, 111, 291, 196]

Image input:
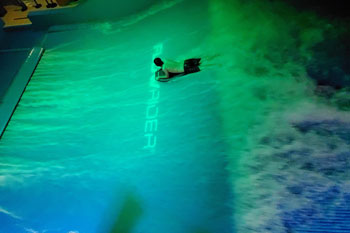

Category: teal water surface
[1, 0, 350, 232]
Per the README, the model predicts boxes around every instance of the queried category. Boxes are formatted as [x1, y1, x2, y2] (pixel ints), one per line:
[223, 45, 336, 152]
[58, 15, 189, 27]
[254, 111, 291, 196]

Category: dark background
[284, 0, 349, 19]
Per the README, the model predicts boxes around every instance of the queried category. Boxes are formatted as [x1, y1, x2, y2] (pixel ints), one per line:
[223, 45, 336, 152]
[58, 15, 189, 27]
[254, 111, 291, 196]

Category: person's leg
[33, 0, 42, 8]
[184, 64, 200, 74]
[16, 0, 27, 11]
[49, 0, 57, 7]
[193, 58, 201, 66]
[185, 58, 201, 67]
[0, 5, 7, 17]
[196, 54, 221, 69]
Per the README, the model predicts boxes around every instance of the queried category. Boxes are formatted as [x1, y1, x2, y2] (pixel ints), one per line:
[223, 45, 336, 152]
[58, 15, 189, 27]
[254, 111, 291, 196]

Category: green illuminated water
[1, 0, 349, 232]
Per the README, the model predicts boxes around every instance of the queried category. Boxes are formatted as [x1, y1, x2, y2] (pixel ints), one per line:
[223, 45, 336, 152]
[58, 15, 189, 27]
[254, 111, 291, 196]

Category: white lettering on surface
[144, 44, 163, 150]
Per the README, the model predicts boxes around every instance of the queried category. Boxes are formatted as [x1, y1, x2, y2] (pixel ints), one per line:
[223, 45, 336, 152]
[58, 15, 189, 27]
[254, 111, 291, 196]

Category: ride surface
[0, 0, 349, 233]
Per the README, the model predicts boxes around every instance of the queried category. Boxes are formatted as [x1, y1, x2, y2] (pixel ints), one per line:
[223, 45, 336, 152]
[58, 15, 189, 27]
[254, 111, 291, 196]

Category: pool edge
[0, 47, 45, 139]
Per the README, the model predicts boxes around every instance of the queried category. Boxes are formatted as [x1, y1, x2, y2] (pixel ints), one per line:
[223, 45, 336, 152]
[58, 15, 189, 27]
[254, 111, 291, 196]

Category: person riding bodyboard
[154, 58, 201, 82]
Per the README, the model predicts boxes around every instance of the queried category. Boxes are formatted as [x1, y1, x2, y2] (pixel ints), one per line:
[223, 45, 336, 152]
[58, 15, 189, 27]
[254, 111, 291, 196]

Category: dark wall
[0, 0, 22, 6]
[283, 0, 350, 19]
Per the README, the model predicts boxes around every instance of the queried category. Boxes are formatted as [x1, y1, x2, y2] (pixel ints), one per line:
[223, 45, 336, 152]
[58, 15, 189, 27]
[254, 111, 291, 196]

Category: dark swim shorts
[184, 58, 201, 74]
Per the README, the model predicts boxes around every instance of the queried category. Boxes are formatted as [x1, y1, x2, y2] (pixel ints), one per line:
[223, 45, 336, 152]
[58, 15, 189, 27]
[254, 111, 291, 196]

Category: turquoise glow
[1, 0, 349, 232]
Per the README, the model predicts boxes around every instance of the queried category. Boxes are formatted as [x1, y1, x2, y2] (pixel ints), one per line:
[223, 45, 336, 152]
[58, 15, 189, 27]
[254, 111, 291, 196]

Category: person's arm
[155, 68, 169, 81]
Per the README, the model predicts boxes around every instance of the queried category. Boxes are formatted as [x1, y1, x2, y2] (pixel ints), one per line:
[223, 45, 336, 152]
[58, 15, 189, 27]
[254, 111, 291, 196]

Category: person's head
[154, 58, 164, 67]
